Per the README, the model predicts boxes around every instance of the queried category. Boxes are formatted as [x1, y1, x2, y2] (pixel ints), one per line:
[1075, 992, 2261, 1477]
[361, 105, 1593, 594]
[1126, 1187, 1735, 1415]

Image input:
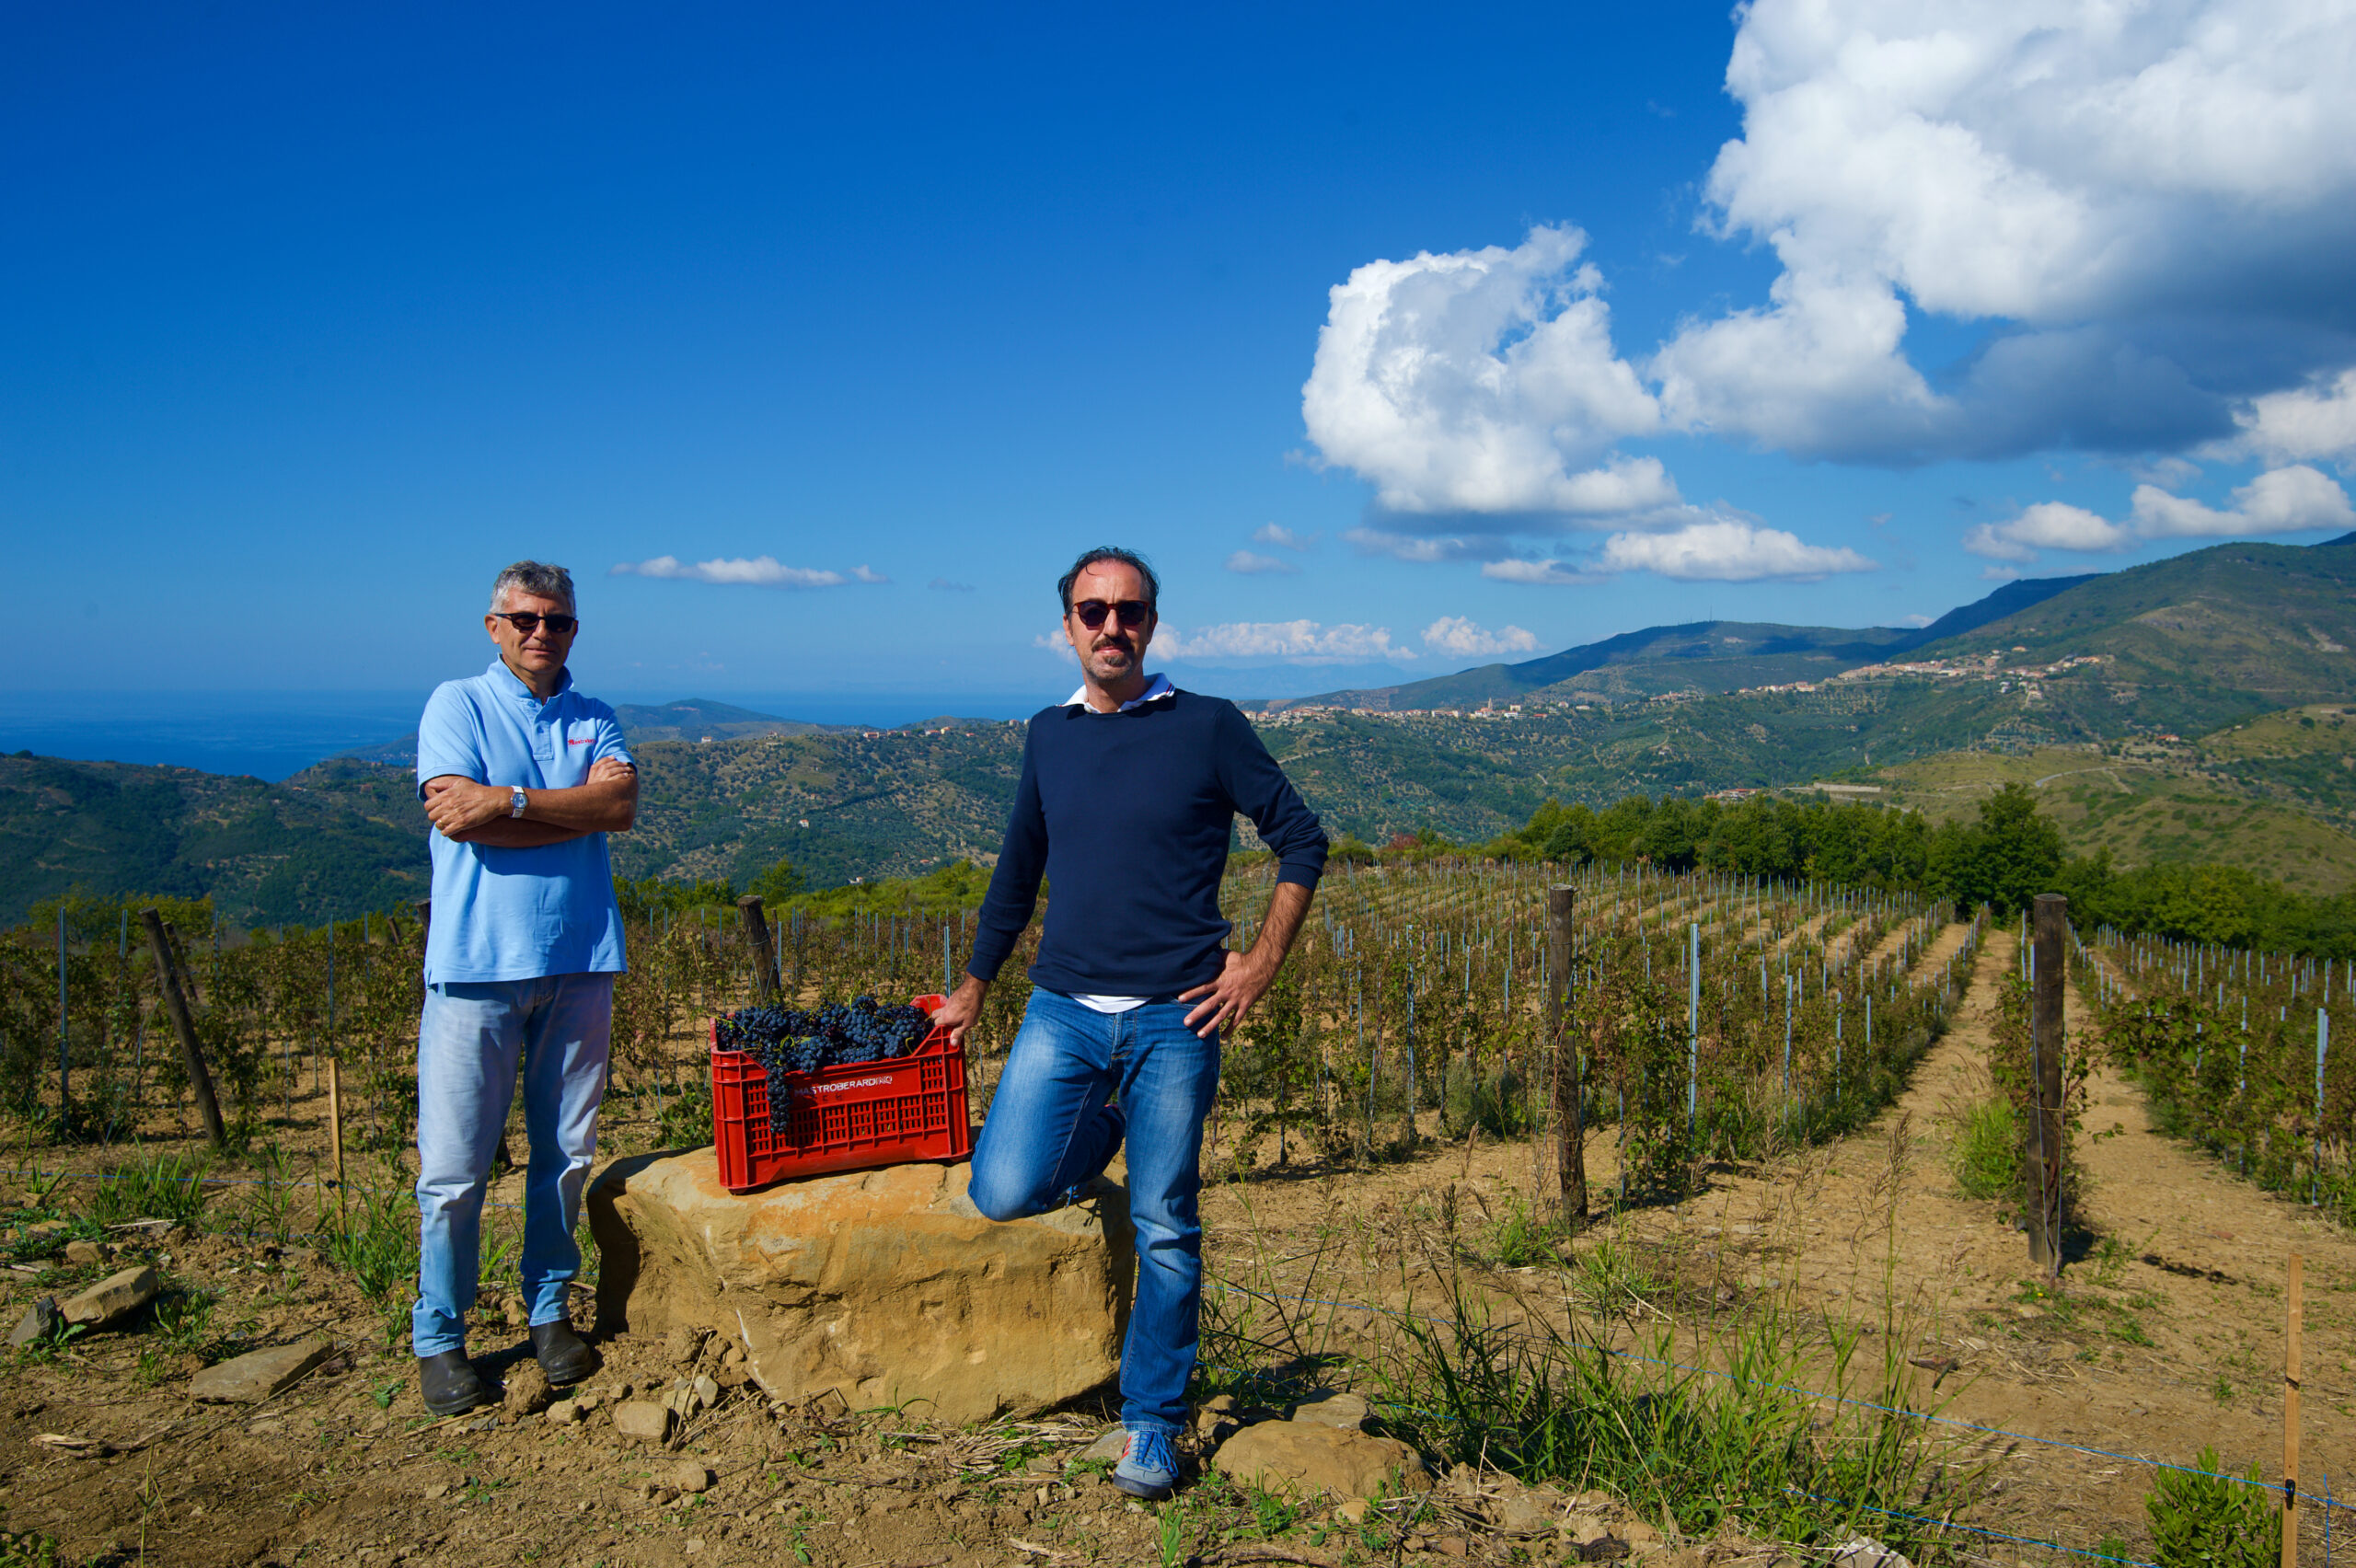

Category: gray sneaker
[1111, 1425, 1179, 1500]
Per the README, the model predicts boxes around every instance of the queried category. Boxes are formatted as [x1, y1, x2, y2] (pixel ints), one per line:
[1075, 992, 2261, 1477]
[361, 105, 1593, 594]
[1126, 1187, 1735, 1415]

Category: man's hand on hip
[933, 974, 990, 1047]
[1180, 951, 1276, 1039]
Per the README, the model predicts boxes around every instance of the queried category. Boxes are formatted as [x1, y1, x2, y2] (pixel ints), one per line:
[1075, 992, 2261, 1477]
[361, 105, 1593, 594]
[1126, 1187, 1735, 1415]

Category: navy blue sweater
[968, 690, 1328, 997]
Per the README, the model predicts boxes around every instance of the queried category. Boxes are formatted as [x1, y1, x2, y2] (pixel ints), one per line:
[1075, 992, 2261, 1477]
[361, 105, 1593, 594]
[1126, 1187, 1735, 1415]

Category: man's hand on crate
[934, 974, 989, 1046]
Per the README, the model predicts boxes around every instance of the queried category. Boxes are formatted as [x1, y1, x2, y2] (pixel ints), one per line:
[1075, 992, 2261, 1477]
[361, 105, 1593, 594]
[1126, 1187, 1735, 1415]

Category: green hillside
[1899, 538, 2356, 735]
[0, 753, 431, 926]
[7, 538, 2354, 927]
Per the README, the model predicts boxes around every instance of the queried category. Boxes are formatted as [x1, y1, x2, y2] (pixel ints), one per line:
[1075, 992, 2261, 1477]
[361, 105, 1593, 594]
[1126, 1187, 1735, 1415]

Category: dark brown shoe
[531, 1320, 596, 1385]
[418, 1350, 491, 1416]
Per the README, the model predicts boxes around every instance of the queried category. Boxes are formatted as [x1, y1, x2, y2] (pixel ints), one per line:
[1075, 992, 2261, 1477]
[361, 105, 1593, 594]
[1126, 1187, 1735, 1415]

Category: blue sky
[5, 2, 2352, 715]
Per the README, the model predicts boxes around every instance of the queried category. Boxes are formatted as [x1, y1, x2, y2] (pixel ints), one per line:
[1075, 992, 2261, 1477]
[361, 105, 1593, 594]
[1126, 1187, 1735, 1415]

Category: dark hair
[1057, 547, 1161, 614]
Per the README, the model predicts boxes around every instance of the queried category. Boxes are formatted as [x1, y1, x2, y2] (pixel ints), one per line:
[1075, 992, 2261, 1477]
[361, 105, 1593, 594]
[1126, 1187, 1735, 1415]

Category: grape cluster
[716, 994, 934, 1080]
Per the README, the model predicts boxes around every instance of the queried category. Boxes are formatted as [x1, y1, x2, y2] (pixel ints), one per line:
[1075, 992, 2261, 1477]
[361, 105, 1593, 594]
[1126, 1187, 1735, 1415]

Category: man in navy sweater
[934, 546, 1327, 1500]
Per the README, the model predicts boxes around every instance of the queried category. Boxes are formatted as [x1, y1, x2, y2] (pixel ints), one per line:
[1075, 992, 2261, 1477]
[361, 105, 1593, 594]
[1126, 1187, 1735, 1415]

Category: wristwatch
[509, 786, 529, 819]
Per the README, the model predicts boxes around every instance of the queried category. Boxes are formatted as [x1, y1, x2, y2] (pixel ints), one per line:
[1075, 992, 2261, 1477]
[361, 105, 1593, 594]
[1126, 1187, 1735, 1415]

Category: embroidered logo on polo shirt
[569, 737, 595, 745]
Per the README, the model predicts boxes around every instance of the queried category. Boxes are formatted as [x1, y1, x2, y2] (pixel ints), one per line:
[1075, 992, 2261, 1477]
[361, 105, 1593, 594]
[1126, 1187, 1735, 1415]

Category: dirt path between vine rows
[1198, 917, 2356, 1561]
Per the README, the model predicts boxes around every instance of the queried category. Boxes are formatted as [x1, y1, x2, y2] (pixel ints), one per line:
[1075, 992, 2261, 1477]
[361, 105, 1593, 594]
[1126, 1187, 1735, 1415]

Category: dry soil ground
[1, 920, 2347, 1566]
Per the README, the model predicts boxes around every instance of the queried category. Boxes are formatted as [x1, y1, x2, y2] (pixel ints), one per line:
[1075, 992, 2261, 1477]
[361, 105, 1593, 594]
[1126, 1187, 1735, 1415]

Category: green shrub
[658, 1078, 716, 1151]
[1373, 1275, 1973, 1553]
[1442, 1053, 1529, 1137]
[88, 1151, 211, 1227]
[1948, 1097, 2018, 1201]
[325, 1181, 420, 1305]
[2146, 1447, 2279, 1567]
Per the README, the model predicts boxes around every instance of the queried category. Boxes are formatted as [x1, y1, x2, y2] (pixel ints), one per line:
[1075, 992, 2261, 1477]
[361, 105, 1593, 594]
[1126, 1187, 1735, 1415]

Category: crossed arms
[422, 756, 639, 847]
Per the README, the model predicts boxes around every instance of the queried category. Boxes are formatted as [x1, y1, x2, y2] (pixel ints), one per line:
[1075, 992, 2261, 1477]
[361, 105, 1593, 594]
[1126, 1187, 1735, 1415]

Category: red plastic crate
[708, 994, 974, 1193]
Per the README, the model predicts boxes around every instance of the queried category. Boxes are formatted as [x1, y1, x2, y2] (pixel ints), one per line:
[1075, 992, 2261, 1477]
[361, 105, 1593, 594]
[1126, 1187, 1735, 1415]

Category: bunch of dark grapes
[718, 994, 935, 1079]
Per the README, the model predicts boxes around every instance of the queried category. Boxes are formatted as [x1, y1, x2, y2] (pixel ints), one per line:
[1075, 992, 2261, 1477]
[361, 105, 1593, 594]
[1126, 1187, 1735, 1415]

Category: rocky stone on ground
[63, 1239, 109, 1267]
[8, 1297, 60, 1347]
[1288, 1389, 1371, 1430]
[189, 1337, 331, 1403]
[60, 1266, 158, 1329]
[611, 1399, 673, 1443]
[653, 1459, 712, 1493]
[1208, 1418, 1430, 1501]
[1484, 1475, 1561, 1534]
[502, 1360, 551, 1416]
[1831, 1537, 1912, 1568]
[589, 1153, 1134, 1426]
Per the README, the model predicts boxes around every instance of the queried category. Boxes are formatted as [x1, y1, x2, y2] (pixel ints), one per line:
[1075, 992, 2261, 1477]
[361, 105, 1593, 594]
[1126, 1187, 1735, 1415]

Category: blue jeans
[411, 973, 613, 1358]
[967, 987, 1219, 1435]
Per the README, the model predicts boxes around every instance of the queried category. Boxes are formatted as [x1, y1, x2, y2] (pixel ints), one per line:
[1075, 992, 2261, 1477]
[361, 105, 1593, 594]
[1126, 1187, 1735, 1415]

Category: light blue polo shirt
[416, 658, 633, 986]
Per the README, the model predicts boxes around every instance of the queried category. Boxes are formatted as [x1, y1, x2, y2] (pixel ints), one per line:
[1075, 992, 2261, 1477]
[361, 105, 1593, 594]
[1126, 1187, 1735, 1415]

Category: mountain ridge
[1251, 573, 2097, 712]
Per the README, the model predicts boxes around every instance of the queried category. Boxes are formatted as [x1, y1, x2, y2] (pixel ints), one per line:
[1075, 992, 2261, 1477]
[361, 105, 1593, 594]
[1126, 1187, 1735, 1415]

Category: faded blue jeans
[411, 973, 612, 1358]
[967, 987, 1220, 1435]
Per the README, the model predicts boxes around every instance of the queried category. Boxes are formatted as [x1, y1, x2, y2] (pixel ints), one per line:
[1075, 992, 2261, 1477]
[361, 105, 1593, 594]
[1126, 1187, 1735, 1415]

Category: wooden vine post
[2027, 893, 2067, 1276]
[1547, 883, 1586, 1226]
[738, 895, 780, 1001]
[325, 1057, 346, 1228]
[139, 906, 226, 1150]
[2284, 1251, 2303, 1568]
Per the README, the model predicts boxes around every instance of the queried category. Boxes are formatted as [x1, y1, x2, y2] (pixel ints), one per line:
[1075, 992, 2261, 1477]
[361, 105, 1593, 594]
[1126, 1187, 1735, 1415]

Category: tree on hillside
[1932, 783, 2064, 915]
[748, 857, 806, 906]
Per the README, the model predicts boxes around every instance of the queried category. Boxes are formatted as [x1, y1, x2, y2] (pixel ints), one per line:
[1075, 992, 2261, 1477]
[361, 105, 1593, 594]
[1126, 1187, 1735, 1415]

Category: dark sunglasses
[494, 611, 578, 636]
[1070, 598, 1150, 629]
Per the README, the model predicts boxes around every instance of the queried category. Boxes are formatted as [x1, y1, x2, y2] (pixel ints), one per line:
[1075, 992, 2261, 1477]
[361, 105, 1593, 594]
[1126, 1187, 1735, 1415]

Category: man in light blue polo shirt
[411, 559, 639, 1416]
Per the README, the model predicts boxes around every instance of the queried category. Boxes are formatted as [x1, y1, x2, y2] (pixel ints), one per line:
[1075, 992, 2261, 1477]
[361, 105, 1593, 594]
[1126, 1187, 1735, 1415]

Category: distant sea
[0, 688, 1052, 782]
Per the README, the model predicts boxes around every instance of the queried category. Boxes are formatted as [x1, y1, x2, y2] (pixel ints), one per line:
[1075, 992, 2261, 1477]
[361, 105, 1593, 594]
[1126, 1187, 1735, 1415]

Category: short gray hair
[490, 560, 576, 612]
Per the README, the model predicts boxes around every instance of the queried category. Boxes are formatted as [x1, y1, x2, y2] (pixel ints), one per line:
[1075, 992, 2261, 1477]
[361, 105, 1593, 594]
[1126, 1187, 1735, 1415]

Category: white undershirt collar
[1064, 672, 1174, 713]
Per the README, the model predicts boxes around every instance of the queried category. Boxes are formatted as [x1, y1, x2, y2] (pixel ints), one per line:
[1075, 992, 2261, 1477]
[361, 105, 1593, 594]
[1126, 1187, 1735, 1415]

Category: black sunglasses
[494, 611, 578, 636]
[1070, 598, 1150, 629]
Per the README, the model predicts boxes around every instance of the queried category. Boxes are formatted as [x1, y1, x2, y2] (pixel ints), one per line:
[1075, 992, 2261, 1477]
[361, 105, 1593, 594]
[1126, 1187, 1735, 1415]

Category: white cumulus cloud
[1420, 617, 1542, 657]
[2218, 369, 2356, 468]
[1967, 464, 2356, 564]
[609, 555, 865, 588]
[1252, 523, 1318, 550]
[1655, 0, 2356, 462]
[1596, 522, 1877, 582]
[1159, 620, 1415, 663]
[1481, 519, 1877, 583]
[1224, 550, 1299, 576]
[2130, 464, 2356, 538]
[1963, 502, 2136, 563]
[1304, 0, 2356, 508]
[1301, 225, 1668, 516]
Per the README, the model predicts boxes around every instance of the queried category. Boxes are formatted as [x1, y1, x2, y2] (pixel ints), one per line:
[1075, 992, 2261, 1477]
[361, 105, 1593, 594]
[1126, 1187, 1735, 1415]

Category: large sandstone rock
[1211, 1419, 1431, 1501]
[190, 1337, 330, 1403]
[589, 1153, 1132, 1427]
[61, 1266, 158, 1329]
